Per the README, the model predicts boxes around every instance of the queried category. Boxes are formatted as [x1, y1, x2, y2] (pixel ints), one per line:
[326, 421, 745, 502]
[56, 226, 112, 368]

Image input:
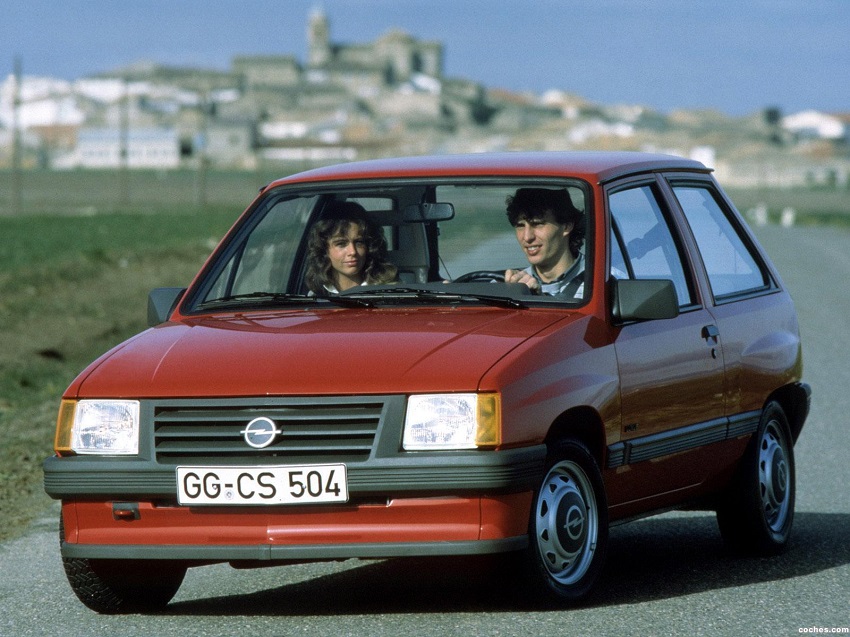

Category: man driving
[503, 187, 586, 298]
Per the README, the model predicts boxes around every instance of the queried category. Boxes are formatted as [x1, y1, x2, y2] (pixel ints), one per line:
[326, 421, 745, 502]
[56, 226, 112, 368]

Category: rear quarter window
[672, 185, 771, 300]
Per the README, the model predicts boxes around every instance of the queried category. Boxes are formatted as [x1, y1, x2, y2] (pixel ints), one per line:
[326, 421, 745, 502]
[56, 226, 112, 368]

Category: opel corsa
[44, 152, 811, 612]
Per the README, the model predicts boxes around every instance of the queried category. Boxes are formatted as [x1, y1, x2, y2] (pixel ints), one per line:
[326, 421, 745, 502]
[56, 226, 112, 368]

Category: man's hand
[505, 269, 540, 293]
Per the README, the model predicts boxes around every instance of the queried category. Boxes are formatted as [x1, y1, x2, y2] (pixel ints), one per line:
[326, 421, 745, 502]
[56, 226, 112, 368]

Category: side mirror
[612, 279, 679, 323]
[402, 202, 455, 222]
[147, 287, 186, 326]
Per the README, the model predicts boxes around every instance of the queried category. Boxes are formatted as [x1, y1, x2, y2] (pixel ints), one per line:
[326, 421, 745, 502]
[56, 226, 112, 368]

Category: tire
[524, 441, 608, 603]
[717, 401, 795, 555]
[60, 516, 187, 614]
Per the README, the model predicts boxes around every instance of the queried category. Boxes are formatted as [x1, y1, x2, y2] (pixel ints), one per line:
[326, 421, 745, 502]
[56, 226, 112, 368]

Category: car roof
[267, 151, 710, 189]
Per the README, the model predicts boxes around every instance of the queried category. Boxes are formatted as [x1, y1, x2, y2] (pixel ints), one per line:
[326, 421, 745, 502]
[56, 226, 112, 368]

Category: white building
[782, 110, 847, 141]
[57, 128, 180, 169]
[0, 74, 85, 129]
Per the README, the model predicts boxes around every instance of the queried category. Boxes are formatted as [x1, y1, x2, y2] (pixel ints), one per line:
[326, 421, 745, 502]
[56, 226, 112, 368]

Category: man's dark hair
[506, 188, 585, 257]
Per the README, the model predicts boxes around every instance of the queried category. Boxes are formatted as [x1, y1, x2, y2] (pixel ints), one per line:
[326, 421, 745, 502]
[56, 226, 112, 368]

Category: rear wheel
[60, 516, 187, 614]
[524, 441, 608, 603]
[717, 401, 795, 555]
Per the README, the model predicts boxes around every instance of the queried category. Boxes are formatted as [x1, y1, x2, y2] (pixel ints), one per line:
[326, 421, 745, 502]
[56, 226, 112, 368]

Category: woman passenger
[305, 201, 398, 294]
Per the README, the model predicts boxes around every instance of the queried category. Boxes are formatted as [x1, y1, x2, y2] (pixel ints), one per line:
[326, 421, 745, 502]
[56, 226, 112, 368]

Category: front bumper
[49, 444, 545, 562]
[59, 493, 532, 562]
[44, 445, 546, 499]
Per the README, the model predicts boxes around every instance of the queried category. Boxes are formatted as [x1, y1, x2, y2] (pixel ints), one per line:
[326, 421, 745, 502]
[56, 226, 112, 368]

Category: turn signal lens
[54, 400, 77, 456]
[475, 393, 502, 447]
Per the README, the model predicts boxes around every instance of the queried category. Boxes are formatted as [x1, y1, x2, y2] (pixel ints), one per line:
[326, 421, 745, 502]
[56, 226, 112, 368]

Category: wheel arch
[543, 406, 607, 467]
[766, 382, 811, 444]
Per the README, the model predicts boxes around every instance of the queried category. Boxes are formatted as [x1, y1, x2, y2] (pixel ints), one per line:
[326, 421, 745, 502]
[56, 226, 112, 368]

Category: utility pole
[118, 78, 130, 207]
[11, 56, 22, 216]
[195, 86, 210, 208]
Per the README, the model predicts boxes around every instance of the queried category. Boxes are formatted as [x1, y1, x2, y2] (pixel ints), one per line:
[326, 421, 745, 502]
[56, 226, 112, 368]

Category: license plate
[176, 464, 348, 506]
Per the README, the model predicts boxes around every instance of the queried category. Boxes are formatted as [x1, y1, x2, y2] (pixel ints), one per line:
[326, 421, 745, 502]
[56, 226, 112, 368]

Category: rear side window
[672, 185, 770, 300]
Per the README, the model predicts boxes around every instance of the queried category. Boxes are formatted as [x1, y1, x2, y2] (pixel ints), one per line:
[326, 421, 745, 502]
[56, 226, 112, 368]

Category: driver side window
[609, 184, 694, 307]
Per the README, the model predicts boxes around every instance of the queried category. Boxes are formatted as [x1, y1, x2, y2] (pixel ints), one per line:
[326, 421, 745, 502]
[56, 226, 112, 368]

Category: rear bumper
[60, 492, 533, 562]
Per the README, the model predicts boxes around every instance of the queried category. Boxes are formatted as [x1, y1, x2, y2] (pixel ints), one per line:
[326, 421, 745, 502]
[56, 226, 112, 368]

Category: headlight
[54, 399, 140, 455]
[403, 393, 501, 451]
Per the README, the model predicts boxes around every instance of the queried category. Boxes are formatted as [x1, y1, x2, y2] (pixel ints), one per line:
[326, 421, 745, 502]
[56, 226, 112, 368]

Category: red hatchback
[45, 152, 810, 612]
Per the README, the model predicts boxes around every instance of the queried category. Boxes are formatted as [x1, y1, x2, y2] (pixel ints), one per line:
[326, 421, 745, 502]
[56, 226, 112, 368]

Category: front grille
[152, 397, 387, 464]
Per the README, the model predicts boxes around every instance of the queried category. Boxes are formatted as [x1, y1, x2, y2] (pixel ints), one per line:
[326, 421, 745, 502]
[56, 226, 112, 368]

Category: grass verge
[0, 208, 237, 541]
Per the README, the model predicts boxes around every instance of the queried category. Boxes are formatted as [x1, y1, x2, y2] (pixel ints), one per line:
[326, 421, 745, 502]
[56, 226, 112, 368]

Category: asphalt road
[2, 223, 848, 637]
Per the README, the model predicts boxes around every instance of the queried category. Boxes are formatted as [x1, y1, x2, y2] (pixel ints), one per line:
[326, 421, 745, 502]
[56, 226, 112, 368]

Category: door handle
[702, 324, 720, 360]
[702, 324, 720, 341]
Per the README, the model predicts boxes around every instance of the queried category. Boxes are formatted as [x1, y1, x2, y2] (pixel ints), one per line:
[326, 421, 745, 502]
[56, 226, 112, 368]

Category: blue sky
[3, 0, 848, 116]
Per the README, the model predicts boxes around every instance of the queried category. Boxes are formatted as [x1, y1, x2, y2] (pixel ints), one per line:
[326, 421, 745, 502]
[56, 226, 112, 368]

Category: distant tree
[470, 100, 499, 126]
[763, 106, 784, 145]
[763, 106, 782, 127]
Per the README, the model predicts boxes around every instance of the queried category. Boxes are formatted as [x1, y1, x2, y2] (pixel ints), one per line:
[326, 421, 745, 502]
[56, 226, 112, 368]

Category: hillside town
[1, 7, 848, 188]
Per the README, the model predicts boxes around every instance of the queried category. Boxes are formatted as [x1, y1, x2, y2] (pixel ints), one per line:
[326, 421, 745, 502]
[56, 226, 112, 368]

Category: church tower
[307, 6, 331, 68]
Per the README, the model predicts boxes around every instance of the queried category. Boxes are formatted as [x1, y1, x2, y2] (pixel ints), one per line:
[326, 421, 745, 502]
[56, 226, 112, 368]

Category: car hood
[72, 307, 569, 398]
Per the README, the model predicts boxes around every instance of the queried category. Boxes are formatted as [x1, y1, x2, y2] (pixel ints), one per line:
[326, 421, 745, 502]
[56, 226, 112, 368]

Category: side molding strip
[606, 410, 761, 469]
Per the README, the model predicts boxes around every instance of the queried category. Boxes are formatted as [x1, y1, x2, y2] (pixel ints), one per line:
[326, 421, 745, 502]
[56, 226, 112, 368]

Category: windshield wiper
[451, 292, 528, 308]
[198, 291, 375, 311]
[196, 292, 317, 310]
[316, 294, 374, 308]
[342, 287, 527, 309]
[430, 290, 527, 308]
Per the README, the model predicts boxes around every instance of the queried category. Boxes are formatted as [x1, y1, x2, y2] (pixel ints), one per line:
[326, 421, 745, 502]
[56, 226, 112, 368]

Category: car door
[668, 179, 799, 421]
[607, 178, 727, 509]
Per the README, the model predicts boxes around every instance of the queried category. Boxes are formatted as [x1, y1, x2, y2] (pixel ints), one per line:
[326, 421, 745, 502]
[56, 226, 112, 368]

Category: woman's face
[327, 222, 367, 290]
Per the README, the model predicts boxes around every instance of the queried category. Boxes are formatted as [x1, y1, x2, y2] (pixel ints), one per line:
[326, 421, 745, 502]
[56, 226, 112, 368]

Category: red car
[45, 152, 810, 612]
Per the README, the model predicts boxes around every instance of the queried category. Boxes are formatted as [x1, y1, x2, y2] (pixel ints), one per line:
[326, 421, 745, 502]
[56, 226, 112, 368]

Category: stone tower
[307, 6, 331, 68]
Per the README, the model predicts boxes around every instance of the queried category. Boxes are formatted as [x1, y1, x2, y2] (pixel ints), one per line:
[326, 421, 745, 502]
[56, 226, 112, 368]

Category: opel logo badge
[241, 417, 281, 449]
[564, 505, 585, 541]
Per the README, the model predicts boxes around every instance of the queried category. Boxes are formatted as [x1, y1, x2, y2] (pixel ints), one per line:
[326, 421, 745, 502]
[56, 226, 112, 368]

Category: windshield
[187, 179, 591, 312]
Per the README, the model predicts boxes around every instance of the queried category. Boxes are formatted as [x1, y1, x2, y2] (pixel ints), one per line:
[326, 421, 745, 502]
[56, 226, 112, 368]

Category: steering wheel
[452, 270, 506, 283]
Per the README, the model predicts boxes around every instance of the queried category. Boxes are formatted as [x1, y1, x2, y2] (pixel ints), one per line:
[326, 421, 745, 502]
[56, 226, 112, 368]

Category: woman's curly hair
[304, 201, 398, 294]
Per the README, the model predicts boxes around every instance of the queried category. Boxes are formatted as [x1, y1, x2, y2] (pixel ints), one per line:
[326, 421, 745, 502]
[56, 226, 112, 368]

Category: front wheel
[524, 441, 608, 603]
[60, 516, 187, 614]
[716, 401, 796, 555]
[63, 556, 187, 614]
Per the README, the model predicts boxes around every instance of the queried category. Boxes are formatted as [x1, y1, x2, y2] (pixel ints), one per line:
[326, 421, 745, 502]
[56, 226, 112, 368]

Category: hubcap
[759, 420, 791, 533]
[556, 492, 588, 554]
[534, 460, 598, 585]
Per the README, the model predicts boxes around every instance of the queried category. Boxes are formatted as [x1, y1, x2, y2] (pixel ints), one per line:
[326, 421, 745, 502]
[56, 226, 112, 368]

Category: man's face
[513, 211, 573, 273]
